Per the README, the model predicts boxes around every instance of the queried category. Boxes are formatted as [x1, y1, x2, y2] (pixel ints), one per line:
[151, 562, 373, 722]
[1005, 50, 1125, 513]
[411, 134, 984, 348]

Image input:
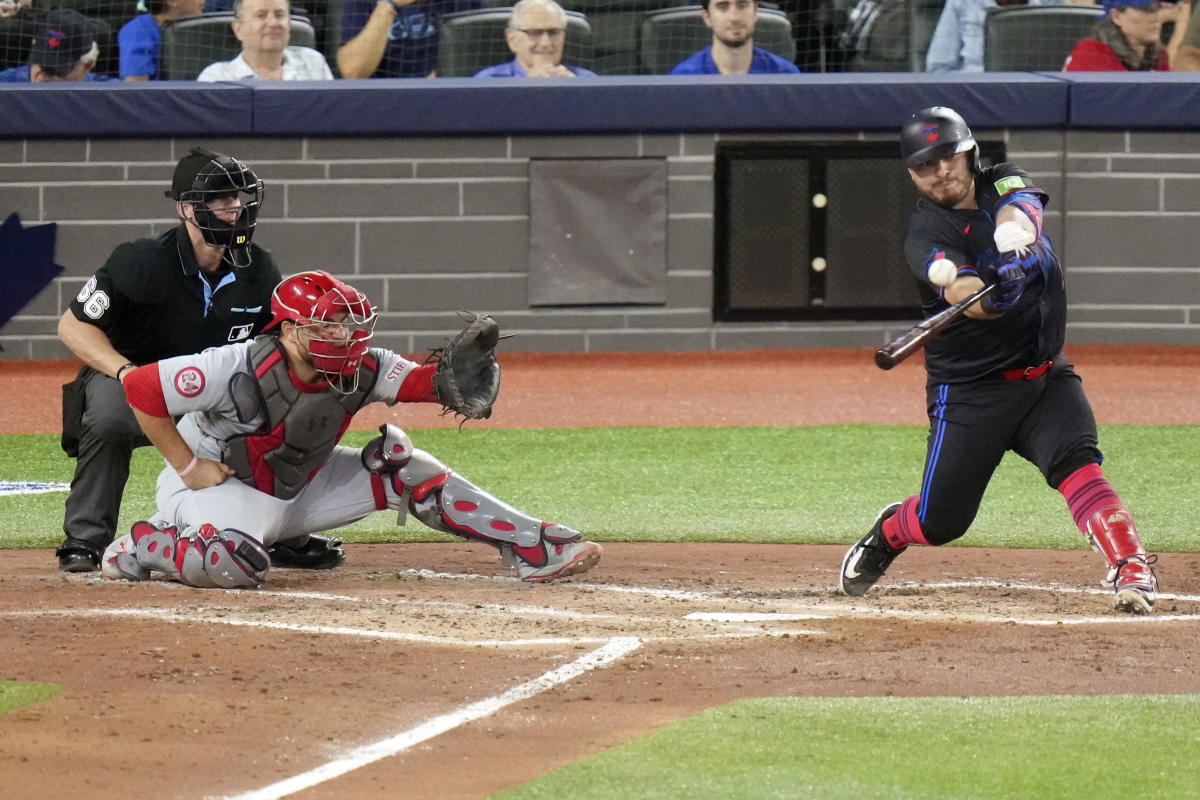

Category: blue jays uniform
[901, 163, 1103, 543]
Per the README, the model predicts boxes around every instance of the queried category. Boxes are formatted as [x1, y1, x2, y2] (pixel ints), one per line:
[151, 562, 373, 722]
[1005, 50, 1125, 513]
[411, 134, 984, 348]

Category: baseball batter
[838, 106, 1157, 614]
[100, 270, 601, 589]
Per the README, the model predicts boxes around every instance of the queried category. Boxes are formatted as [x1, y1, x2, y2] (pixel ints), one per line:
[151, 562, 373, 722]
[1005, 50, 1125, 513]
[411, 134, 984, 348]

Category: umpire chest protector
[224, 336, 376, 499]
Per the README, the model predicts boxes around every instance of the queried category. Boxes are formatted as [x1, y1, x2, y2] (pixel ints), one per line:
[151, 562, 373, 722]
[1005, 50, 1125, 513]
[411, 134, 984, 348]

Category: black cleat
[56, 539, 102, 573]
[269, 534, 345, 569]
[839, 503, 903, 596]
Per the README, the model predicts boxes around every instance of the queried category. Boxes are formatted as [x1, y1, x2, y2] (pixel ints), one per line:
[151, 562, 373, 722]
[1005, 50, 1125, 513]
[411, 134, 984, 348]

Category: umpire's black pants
[62, 368, 151, 549]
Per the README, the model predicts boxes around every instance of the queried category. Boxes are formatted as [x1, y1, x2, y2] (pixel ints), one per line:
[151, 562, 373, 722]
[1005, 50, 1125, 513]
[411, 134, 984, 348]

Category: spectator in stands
[197, 0, 333, 80]
[925, 0, 1056, 73]
[0, 7, 114, 82]
[0, 0, 41, 71]
[118, 0, 206, 80]
[1160, 0, 1200, 67]
[473, 0, 594, 77]
[337, 0, 484, 78]
[1064, 0, 1188, 69]
[670, 0, 801, 74]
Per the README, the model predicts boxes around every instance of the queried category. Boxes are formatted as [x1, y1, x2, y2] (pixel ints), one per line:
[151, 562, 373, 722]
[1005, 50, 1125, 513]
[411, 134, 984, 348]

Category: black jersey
[69, 226, 282, 365]
[903, 163, 1066, 384]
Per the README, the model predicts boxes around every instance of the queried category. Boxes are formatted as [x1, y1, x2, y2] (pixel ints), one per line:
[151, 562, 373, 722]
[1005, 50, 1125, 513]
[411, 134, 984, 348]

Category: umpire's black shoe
[56, 538, 103, 573]
[269, 534, 346, 569]
[839, 503, 903, 596]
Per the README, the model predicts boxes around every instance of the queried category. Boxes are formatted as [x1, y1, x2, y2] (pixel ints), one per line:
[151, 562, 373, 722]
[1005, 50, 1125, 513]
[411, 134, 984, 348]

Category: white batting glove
[993, 220, 1036, 255]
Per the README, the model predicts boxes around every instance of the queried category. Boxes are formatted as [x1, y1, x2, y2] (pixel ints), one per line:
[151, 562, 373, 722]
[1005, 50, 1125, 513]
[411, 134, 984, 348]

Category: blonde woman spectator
[198, 0, 332, 80]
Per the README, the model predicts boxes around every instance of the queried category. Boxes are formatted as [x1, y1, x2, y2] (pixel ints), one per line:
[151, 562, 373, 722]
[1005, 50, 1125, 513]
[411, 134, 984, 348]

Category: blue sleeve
[118, 16, 160, 79]
[341, 0, 372, 45]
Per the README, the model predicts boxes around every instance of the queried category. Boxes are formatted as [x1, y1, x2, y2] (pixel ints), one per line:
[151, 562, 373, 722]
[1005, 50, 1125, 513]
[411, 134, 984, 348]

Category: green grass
[2, 425, 1196, 552]
[491, 694, 1200, 800]
[0, 680, 62, 714]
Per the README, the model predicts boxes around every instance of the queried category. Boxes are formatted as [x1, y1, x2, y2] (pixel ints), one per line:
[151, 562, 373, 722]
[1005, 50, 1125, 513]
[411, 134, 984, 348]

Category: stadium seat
[838, 0, 908, 72]
[436, 7, 593, 77]
[564, 0, 689, 75]
[639, 5, 795, 75]
[158, 12, 316, 80]
[983, 5, 1101, 71]
[905, 0, 943, 71]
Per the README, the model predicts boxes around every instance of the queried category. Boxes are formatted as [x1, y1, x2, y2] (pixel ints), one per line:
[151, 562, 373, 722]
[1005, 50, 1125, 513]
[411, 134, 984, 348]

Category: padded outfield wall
[1, 73, 1199, 357]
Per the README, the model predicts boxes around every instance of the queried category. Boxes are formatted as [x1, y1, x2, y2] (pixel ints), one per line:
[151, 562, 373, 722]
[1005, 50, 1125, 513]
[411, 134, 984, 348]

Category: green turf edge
[489, 694, 1200, 800]
[2, 425, 1195, 552]
[0, 681, 63, 714]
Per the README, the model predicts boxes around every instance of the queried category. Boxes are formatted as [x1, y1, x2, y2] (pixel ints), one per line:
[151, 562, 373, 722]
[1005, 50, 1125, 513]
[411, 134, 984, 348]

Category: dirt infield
[1, 347, 1198, 799]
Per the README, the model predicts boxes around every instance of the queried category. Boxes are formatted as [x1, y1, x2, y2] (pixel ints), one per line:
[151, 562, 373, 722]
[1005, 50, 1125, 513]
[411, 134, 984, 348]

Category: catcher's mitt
[429, 312, 501, 421]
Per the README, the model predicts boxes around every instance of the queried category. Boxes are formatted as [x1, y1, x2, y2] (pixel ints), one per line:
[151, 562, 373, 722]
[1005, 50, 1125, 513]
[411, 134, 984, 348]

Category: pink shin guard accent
[882, 495, 930, 550]
[1058, 463, 1122, 532]
[1085, 505, 1146, 567]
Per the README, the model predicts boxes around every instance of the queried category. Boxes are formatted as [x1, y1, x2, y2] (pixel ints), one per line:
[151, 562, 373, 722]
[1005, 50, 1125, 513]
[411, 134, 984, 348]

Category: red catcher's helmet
[266, 270, 377, 387]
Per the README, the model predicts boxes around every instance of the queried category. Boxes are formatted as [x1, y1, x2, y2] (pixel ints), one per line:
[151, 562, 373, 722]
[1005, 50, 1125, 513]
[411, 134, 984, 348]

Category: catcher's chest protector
[224, 336, 375, 499]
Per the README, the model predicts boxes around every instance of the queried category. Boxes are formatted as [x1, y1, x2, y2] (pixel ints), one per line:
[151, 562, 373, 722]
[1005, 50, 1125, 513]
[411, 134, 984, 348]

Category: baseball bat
[874, 283, 997, 370]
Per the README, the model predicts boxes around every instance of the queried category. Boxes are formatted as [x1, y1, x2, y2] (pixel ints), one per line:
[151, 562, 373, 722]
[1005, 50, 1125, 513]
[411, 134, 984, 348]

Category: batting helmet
[900, 107, 980, 171]
[266, 271, 377, 385]
[170, 147, 264, 268]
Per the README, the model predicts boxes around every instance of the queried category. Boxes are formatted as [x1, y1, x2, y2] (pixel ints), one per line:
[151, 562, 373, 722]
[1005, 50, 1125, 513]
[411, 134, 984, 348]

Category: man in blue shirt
[670, 0, 800, 74]
[117, 0, 206, 80]
[474, 0, 595, 77]
[0, 8, 114, 82]
[338, 0, 485, 78]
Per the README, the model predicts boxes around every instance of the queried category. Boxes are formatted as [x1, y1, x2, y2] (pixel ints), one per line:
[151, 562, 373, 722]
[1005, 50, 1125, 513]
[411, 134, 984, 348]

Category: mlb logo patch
[228, 324, 254, 342]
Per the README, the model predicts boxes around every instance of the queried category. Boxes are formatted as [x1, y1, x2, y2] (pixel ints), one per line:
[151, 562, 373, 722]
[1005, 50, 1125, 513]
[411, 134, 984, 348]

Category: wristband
[177, 456, 199, 477]
[116, 362, 136, 381]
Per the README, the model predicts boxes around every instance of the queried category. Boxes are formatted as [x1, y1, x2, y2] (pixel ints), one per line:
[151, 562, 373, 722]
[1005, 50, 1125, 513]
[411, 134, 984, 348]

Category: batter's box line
[213, 636, 643, 800]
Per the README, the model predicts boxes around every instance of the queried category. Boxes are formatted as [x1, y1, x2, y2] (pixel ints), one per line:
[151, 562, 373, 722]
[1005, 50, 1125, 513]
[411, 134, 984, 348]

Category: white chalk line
[211, 636, 643, 800]
[3, 607, 815, 644]
[401, 568, 1200, 606]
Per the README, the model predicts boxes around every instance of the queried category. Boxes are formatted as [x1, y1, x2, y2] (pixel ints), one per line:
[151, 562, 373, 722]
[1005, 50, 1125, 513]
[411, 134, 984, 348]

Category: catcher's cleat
[1105, 555, 1158, 615]
[269, 534, 346, 569]
[506, 525, 602, 583]
[56, 538, 102, 573]
[839, 502, 903, 597]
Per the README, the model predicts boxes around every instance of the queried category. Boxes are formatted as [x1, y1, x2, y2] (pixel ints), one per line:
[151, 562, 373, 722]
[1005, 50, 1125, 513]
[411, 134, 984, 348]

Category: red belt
[1002, 360, 1053, 381]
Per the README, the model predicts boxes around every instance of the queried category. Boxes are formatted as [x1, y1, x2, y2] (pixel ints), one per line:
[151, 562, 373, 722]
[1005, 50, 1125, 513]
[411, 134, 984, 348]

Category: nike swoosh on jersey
[962, 224, 971, 234]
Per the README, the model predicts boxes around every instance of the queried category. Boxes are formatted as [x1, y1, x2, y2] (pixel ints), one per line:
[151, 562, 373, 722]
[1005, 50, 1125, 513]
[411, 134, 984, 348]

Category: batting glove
[989, 250, 1037, 311]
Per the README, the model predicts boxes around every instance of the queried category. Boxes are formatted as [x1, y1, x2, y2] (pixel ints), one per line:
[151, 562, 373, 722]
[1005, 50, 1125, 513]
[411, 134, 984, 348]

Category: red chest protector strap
[223, 336, 376, 499]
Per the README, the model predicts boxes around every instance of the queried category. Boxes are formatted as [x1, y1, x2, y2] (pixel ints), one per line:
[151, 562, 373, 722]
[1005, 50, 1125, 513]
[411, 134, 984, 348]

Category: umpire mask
[171, 148, 265, 269]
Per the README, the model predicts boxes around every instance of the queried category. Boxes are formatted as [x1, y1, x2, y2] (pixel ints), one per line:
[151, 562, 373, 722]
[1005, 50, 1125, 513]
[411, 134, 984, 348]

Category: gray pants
[62, 368, 151, 549]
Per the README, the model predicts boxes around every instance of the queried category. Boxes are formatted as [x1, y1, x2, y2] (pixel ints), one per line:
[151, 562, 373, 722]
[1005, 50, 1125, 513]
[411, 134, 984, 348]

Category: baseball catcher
[100, 270, 601, 589]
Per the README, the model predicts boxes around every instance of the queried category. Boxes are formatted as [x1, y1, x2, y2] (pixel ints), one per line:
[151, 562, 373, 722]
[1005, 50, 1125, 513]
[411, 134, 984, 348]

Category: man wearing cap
[0, 7, 114, 82]
[1064, 0, 1188, 70]
[55, 148, 287, 573]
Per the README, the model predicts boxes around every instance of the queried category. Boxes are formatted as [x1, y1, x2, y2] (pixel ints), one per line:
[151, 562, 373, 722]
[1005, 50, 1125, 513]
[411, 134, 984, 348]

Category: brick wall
[1, 127, 1198, 359]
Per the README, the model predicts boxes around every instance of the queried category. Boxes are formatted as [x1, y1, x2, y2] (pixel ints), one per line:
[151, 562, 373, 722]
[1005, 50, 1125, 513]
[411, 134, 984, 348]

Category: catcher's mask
[900, 106, 981, 173]
[169, 147, 264, 269]
[265, 270, 377, 392]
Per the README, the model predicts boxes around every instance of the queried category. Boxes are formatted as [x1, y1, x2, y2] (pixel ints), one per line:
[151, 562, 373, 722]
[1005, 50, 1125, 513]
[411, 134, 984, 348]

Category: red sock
[1058, 463, 1122, 532]
[881, 494, 930, 549]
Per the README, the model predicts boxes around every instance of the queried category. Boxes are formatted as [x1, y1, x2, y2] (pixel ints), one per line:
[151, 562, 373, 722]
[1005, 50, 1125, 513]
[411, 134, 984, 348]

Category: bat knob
[874, 349, 896, 370]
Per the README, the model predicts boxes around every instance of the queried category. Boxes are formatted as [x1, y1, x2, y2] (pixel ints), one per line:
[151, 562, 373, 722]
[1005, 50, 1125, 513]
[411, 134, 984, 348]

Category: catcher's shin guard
[1085, 506, 1157, 614]
[102, 521, 270, 589]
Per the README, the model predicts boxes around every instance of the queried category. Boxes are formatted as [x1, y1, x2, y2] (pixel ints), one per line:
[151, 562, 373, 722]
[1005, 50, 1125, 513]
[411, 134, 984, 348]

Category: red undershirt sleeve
[123, 364, 169, 417]
[396, 362, 438, 404]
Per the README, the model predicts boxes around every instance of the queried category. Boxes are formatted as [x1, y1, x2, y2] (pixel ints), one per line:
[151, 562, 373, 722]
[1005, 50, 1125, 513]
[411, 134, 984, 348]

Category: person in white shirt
[197, 0, 333, 81]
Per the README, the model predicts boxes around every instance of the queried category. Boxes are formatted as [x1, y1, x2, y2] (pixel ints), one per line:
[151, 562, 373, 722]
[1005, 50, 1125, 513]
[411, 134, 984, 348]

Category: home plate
[685, 612, 834, 622]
